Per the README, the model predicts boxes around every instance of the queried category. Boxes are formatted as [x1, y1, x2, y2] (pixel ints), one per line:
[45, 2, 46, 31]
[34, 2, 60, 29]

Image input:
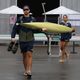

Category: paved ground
[0, 45, 80, 80]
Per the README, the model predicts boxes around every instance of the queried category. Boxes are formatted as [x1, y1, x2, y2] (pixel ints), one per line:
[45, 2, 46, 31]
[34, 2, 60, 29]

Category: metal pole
[58, 0, 63, 24]
[70, 34, 77, 54]
[59, 0, 63, 20]
[58, 0, 63, 56]
[14, 0, 17, 6]
[42, 2, 52, 55]
[42, 2, 47, 22]
[47, 34, 52, 55]
[71, 41, 77, 54]
[60, 0, 63, 6]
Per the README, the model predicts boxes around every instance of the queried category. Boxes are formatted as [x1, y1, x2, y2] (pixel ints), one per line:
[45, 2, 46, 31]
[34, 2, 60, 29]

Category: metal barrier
[0, 34, 79, 56]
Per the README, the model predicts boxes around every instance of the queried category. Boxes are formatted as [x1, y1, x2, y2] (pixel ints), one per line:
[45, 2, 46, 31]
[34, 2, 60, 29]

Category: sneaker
[24, 72, 28, 76]
[12, 42, 18, 54]
[27, 74, 32, 79]
[7, 42, 14, 51]
[59, 59, 65, 63]
[24, 72, 32, 79]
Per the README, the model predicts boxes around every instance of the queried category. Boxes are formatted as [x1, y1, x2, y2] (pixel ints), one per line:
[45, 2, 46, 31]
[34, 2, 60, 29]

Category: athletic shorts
[19, 41, 34, 53]
[60, 39, 69, 42]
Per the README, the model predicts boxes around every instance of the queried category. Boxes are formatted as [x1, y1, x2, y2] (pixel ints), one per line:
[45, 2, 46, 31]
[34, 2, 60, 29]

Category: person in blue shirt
[59, 15, 75, 63]
[9, 5, 46, 78]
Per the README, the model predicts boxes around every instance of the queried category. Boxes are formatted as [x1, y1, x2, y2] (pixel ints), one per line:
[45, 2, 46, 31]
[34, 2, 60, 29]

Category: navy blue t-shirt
[60, 21, 72, 41]
[11, 16, 42, 42]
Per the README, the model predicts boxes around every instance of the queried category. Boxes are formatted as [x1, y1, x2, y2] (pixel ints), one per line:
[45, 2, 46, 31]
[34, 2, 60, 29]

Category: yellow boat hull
[20, 22, 73, 33]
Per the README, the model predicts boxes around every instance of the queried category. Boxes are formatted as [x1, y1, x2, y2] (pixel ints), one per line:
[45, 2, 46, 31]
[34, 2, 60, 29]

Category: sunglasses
[23, 9, 29, 11]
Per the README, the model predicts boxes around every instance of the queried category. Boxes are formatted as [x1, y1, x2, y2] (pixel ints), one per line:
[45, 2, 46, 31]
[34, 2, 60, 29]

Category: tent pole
[60, 0, 63, 6]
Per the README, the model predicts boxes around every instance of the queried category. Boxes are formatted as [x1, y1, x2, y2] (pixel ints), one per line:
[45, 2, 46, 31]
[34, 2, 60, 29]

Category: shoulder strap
[19, 16, 36, 22]
[19, 16, 23, 23]
[30, 16, 36, 22]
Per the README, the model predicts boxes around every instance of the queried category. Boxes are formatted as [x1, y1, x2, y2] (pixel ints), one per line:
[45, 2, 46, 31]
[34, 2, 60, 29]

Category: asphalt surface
[0, 45, 80, 80]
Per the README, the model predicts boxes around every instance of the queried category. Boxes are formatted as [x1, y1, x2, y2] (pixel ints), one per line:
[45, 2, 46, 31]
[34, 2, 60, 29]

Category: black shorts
[60, 39, 69, 42]
[19, 41, 34, 53]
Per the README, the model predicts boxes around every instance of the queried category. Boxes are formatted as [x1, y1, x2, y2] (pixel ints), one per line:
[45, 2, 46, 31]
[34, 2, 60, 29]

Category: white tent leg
[47, 34, 60, 57]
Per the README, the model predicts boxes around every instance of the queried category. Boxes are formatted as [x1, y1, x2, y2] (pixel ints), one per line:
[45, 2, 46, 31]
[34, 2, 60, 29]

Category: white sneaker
[59, 59, 65, 63]
[24, 72, 27, 76]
